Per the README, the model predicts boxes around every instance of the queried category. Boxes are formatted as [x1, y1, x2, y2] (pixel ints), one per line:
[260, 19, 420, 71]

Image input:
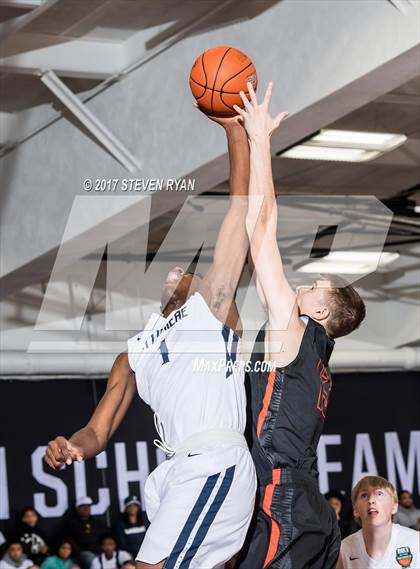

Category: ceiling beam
[0, 0, 44, 7]
[122, 0, 236, 73]
[376, 92, 420, 105]
[59, 0, 116, 37]
[0, 32, 124, 78]
[41, 70, 141, 172]
[0, 0, 59, 41]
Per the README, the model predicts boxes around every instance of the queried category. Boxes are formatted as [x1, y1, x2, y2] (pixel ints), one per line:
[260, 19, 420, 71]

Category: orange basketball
[189, 46, 257, 116]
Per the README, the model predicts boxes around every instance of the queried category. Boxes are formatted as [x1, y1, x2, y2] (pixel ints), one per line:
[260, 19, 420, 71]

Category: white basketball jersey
[127, 292, 246, 447]
[341, 525, 419, 569]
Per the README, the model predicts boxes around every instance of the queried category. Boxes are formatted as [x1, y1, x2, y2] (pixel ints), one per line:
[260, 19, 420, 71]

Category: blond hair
[351, 476, 398, 506]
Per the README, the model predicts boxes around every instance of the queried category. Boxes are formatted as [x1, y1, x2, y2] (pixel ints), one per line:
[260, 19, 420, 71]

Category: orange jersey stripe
[256, 369, 276, 438]
[262, 468, 282, 568]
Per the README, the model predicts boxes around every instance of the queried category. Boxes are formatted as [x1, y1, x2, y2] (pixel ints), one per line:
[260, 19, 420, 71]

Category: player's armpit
[201, 281, 242, 336]
[209, 283, 231, 313]
[266, 318, 305, 367]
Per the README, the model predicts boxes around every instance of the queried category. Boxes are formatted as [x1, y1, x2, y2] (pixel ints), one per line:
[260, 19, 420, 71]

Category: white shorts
[136, 444, 256, 568]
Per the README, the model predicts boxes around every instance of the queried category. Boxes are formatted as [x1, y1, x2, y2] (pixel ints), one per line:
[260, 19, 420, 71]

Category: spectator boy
[90, 536, 131, 569]
[114, 496, 148, 559]
[0, 541, 37, 569]
[337, 476, 419, 568]
[16, 508, 48, 566]
[63, 498, 104, 569]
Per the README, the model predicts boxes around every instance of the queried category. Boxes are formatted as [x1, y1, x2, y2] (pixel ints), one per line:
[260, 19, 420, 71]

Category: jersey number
[159, 328, 239, 375]
[317, 360, 332, 419]
[222, 325, 239, 378]
[159, 339, 169, 365]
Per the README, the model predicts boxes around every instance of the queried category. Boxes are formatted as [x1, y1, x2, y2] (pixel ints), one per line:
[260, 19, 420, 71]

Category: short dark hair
[99, 534, 117, 545]
[7, 540, 23, 548]
[55, 537, 78, 557]
[324, 490, 345, 505]
[326, 283, 366, 339]
[21, 507, 38, 518]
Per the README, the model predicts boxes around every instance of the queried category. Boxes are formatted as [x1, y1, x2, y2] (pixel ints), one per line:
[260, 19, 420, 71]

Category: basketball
[189, 45, 257, 116]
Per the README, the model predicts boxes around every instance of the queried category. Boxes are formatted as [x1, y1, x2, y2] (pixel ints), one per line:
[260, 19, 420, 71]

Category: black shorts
[237, 468, 341, 569]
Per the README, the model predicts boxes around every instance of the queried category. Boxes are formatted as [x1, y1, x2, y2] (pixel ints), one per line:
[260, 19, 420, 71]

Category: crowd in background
[1, 489, 419, 569]
[0, 495, 148, 569]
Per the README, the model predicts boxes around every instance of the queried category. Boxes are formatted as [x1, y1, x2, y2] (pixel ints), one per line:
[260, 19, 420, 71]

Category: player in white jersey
[337, 476, 419, 569]
[44, 112, 256, 569]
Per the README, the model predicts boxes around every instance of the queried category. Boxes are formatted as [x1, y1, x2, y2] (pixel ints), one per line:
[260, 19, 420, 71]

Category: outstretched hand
[233, 81, 288, 141]
[45, 436, 84, 470]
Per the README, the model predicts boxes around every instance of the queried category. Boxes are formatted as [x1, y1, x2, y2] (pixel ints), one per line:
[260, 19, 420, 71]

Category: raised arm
[234, 83, 304, 363]
[44, 353, 136, 470]
[200, 115, 250, 333]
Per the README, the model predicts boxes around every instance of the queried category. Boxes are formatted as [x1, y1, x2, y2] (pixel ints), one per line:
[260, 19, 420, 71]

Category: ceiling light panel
[280, 129, 407, 162]
[297, 251, 400, 274]
[308, 130, 407, 151]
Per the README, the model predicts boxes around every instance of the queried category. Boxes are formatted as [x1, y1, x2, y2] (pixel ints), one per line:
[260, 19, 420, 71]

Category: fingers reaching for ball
[248, 80, 259, 107]
[234, 81, 289, 140]
[262, 81, 273, 109]
[274, 111, 290, 129]
[239, 90, 253, 112]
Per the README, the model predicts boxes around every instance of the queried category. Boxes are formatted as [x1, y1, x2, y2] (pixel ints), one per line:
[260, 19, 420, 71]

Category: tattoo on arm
[211, 287, 226, 312]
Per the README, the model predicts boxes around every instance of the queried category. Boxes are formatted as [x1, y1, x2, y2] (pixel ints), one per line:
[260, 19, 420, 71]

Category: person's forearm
[210, 124, 249, 272]
[249, 135, 274, 196]
[225, 123, 250, 198]
[247, 134, 277, 234]
[69, 425, 105, 459]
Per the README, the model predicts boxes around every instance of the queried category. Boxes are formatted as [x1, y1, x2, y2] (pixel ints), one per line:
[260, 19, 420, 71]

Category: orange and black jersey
[248, 316, 335, 482]
[237, 317, 339, 569]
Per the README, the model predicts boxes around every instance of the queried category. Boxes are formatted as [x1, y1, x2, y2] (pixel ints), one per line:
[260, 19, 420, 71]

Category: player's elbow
[245, 211, 260, 238]
[246, 199, 276, 233]
[259, 198, 277, 226]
